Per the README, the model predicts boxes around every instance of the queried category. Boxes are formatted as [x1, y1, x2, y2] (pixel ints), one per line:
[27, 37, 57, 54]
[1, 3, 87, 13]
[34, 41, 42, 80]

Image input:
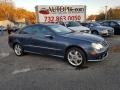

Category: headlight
[100, 29, 108, 33]
[81, 30, 90, 33]
[92, 43, 103, 50]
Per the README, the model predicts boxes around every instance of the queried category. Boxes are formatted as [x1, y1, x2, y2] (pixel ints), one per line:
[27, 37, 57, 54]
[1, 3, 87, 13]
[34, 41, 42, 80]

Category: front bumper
[99, 30, 114, 36]
[88, 52, 108, 61]
[88, 49, 108, 61]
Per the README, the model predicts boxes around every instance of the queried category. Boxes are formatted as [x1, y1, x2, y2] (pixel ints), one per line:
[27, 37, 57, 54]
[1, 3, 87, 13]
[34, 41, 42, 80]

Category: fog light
[91, 51, 97, 56]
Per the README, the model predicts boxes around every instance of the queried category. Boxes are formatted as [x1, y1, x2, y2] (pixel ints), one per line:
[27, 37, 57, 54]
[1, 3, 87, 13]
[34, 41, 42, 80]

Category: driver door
[30, 25, 60, 55]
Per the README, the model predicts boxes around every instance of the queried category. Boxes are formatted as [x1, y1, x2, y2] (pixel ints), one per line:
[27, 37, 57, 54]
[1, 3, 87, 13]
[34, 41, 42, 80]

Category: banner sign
[36, 5, 86, 23]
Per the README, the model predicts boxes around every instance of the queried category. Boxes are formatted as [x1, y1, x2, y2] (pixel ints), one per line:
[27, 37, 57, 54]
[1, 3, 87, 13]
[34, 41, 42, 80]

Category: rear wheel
[14, 44, 24, 56]
[66, 47, 86, 67]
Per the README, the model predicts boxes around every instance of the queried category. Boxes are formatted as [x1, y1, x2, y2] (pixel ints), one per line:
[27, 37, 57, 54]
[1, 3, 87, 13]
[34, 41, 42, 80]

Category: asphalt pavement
[0, 32, 120, 90]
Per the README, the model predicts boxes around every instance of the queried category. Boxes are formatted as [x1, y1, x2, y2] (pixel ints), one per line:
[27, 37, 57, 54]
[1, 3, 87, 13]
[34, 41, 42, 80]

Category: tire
[14, 44, 24, 56]
[92, 31, 99, 35]
[65, 47, 86, 67]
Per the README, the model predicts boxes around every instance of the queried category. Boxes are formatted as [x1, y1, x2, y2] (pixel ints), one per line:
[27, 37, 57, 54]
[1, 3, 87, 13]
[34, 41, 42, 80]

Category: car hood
[68, 26, 90, 31]
[62, 33, 104, 43]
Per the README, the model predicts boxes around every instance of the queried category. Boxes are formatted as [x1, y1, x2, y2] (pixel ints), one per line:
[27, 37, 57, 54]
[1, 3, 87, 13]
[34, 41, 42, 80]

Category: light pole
[105, 5, 108, 20]
[105, 0, 110, 20]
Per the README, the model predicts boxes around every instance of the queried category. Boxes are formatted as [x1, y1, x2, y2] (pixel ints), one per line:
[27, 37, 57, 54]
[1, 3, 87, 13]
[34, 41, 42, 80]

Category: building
[0, 0, 13, 3]
[0, 20, 14, 27]
[0, 0, 14, 5]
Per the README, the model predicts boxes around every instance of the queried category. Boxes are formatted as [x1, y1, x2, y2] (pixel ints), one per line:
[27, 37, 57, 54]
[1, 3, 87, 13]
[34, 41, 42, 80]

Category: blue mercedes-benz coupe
[8, 24, 109, 67]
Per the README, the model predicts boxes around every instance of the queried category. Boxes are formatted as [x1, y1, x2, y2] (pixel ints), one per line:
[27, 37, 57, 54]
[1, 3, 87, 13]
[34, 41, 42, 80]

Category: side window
[100, 23, 103, 26]
[85, 24, 90, 27]
[34, 26, 53, 38]
[103, 22, 109, 26]
[20, 26, 35, 34]
[110, 22, 117, 27]
[59, 22, 65, 26]
[90, 23, 94, 27]
[66, 22, 71, 27]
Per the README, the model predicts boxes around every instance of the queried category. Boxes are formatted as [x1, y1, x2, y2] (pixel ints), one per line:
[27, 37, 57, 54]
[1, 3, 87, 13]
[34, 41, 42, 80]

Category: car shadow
[9, 52, 108, 71]
[25, 53, 110, 70]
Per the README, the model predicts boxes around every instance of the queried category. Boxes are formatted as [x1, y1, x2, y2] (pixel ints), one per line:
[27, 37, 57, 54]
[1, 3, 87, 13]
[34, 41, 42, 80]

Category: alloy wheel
[67, 49, 83, 66]
[14, 44, 23, 56]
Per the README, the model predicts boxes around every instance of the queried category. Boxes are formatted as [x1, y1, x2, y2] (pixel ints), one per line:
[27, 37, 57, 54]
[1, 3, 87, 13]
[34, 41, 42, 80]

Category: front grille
[108, 29, 114, 33]
[101, 41, 108, 47]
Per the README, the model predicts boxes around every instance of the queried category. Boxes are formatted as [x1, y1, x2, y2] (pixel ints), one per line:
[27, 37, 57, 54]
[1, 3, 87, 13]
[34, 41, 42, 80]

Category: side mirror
[45, 35, 53, 39]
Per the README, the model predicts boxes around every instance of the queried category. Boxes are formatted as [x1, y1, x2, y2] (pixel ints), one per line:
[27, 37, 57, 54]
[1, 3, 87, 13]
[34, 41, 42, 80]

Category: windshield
[66, 21, 80, 27]
[117, 21, 120, 25]
[48, 25, 73, 35]
[92, 23, 101, 26]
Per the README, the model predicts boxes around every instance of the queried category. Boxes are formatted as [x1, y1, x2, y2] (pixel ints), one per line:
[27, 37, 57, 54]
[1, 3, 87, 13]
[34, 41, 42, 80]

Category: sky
[14, 0, 120, 16]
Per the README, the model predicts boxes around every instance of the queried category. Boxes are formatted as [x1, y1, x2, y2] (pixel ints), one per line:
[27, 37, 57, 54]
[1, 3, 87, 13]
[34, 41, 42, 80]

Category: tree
[14, 8, 36, 24]
[0, 2, 36, 24]
[0, 3, 15, 21]
[96, 13, 105, 21]
[87, 15, 97, 21]
[96, 7, 120, 21]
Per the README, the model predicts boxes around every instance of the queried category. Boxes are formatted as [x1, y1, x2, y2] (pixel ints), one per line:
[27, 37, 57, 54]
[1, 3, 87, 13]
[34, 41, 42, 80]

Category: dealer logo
[39, 8, 49, 14]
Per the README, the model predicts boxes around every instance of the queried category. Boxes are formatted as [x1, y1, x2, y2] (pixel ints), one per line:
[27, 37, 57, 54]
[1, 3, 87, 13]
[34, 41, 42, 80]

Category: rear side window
[83, 23, 90, 27]
[90, 23, 94, 27]
[81, 23, 86, 26]
[33, 26, 53, 38]
[101, 22, 109, 26]
[110, 22, 118, 27]
[20, 26, 35, 34]
[59, 22, 65, 26]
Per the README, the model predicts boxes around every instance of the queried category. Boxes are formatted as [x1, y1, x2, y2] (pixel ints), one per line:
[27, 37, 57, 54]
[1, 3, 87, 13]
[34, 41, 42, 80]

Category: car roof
[101, 20, 120, 22]
[26, 23, 60, 27]
[81, 22, 95, 24]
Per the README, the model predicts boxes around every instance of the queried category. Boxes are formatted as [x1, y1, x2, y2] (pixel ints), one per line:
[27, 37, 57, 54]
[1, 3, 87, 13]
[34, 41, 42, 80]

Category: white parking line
[12, 68, 31, 75]
[0, 53, 10, 58]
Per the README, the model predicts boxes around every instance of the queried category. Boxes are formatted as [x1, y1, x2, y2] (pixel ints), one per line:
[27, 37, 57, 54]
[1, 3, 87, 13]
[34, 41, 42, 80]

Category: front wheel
[14, 44, 24, 56]
[66, 48, 86, 67]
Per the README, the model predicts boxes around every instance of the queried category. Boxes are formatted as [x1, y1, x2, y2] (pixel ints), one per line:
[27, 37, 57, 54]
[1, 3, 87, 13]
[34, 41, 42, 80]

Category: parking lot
[0, 32, 120, 90]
